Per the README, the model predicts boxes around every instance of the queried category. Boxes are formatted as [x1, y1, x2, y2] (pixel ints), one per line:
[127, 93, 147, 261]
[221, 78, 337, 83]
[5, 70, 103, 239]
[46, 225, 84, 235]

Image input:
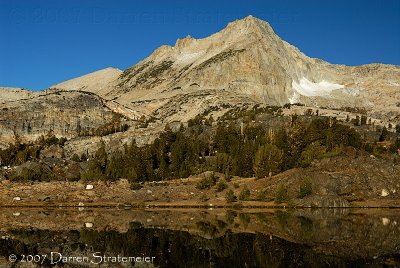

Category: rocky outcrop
[0, 87, 39, 103]
[39, 145, 64, 159]
[0, 91, 116, 147]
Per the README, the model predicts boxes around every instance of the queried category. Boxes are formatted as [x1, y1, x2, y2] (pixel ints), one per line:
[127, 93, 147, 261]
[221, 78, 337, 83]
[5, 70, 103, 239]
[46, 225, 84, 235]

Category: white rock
[85, 184, 94, 190]
[382, 217, 390, 226]
[13, 212, 20, 216]
[13, 197, 21, 201]
[78, 202, 84, 206]
[381, 189, 389, 197]
[85, 222, 93, 228]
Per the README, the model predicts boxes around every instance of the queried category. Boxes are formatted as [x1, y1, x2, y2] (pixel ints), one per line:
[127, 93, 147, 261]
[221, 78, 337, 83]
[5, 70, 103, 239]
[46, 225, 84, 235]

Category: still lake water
[0, 207, 399, 267]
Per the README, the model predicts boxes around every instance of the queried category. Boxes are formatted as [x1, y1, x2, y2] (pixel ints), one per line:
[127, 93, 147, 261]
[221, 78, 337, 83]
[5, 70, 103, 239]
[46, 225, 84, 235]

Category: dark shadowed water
[0, 208, 399, 267]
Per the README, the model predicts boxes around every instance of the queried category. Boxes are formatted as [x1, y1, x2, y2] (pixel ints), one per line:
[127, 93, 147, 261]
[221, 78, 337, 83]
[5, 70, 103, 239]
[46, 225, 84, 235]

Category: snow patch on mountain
[292, 77, 344, 97]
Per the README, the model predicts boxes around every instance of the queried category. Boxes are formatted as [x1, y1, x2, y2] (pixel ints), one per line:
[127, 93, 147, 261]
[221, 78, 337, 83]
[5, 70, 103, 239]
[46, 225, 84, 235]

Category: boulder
[86, 184, 94, 190]
[40, 145, 64, 159]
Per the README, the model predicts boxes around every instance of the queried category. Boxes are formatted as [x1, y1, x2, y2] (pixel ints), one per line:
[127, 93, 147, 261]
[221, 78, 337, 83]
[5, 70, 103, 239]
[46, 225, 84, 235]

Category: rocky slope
[50, 67, 122, 96]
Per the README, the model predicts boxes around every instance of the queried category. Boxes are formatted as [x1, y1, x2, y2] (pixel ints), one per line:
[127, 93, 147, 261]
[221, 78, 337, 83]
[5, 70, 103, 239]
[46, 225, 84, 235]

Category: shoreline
[1, 177, 399, 209]
[1, 200, 400, 209]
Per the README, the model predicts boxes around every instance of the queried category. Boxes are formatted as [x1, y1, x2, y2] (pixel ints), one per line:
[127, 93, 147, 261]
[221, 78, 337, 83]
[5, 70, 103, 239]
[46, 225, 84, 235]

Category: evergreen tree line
[83, 117, 369, 182]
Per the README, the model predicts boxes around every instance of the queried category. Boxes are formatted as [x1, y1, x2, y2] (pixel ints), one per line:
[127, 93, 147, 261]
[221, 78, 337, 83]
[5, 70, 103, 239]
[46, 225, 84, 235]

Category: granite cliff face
[1, 15, 399, 151]
[0, 90, 115, 148]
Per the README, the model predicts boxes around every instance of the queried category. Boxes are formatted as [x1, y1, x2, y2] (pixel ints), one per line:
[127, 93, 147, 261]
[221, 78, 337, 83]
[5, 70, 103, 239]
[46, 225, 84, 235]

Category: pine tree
[95, 142, 107, 173]
[379, 126, 389, 142]
[360, 115, 367, 125]
[253, 143, 283, 178]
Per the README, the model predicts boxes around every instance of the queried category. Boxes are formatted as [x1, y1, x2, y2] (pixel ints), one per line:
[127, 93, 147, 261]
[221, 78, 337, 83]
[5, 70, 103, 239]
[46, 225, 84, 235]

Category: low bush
[225, 189, 237, 203]
[239, 185, 251, 201]
[130, 182, 143, 190]
[216, 179, 228, 192]
[196, 173, 218, 189]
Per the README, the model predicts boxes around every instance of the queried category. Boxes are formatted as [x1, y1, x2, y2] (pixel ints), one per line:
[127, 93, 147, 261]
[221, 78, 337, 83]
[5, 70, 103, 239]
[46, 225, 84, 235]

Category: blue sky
[0, 0, 399, 91]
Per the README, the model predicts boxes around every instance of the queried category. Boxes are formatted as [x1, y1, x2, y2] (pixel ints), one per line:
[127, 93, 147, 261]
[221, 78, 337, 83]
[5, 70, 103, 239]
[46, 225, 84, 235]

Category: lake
[0, 207, 399, 267]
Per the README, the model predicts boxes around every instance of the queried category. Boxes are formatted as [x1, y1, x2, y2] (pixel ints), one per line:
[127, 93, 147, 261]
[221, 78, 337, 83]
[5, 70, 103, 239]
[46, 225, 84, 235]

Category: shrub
[80, 153, 88, 161]
[256, 190, 267, 201]
[130, 182, 143, 190]
[239, 213, 251, 227]
[298, 176, 312, 198]
[196, 173, 218, 189]
[225, 189, 237, 203]
[216, 179, 228, 192]
[275, 183, 289, 204]
[239, 185, 251, 201]
[71, 154, 80, 162]
[200, 194, 209, 202]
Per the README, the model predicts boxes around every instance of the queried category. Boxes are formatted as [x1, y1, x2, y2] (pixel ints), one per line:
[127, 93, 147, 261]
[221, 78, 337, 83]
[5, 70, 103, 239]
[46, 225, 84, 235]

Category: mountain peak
[226, 15, 274, 34]
[150, 16, 276, 61]
[60, 15, 399, 125]
[175, 35, 195, 48]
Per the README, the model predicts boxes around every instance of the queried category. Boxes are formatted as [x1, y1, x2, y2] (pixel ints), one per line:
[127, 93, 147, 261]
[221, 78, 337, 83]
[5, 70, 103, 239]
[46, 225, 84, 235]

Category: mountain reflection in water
[0, 208, 399, 267]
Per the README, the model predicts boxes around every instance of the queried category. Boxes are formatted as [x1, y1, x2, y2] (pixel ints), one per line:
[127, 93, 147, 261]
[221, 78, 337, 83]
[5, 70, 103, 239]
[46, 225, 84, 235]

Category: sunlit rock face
[0, 91, 115, 147]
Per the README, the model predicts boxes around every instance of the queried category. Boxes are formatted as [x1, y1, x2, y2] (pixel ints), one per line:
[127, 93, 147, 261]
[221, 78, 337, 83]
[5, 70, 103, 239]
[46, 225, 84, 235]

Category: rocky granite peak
[175, 35, 195, 48]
